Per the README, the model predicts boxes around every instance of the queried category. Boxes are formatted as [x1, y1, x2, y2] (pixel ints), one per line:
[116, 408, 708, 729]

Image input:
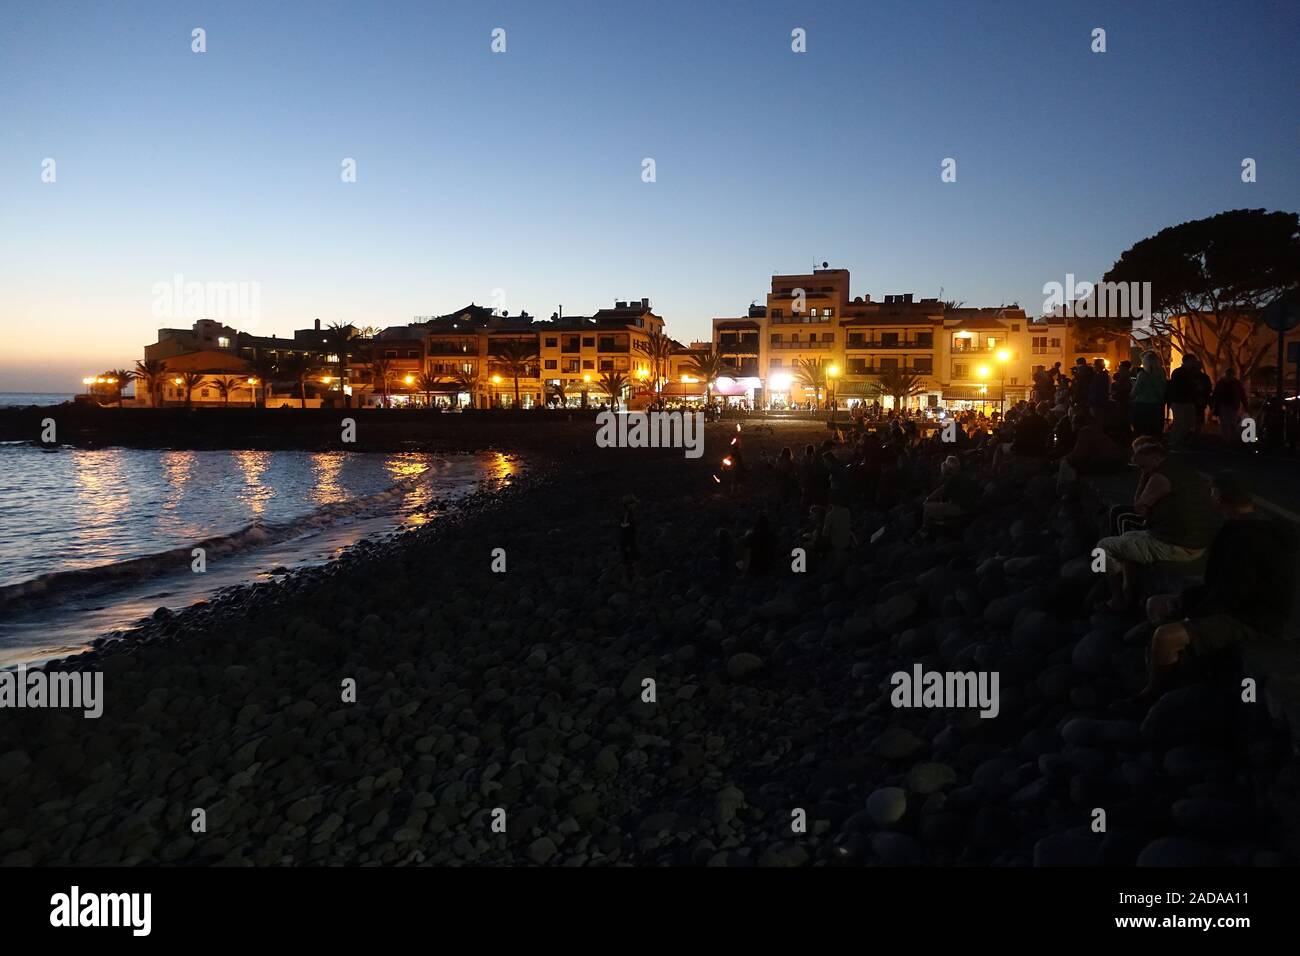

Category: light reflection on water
[0, 447, 518, 666]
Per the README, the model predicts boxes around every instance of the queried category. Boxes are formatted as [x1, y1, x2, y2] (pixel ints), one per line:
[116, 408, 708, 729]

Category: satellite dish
[822, 261, 829, 269]
[1263, 290, 1300, 332]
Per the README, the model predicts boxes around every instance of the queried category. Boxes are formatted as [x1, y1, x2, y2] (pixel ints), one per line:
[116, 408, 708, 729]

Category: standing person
[1130, 350, 1167, 438]
[798, 444, 818, 510]
[1165, 354, 1201, 449]
[1212, 367, 1249, 445]
[743, 512, 774, 577]
[1088, 358, 1111, 417]
[1070, 357, 1094, 406]
[1192, 360, 1213, 435]
[618, 494, 639, 580]
[774, 446, 797, 506]
[1111, 360, 1133, 405]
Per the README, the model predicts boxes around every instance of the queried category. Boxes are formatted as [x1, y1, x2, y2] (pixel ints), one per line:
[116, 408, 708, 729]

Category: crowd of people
[627, 354, 1295, 717]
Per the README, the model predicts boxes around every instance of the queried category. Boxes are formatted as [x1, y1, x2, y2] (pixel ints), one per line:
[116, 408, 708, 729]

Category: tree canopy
[1104, 208, 1300, 381]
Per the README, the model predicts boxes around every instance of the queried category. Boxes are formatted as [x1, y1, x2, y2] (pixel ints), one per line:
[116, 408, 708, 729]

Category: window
[582, 337, 595, 347]
[770, 358, 782, 368]
[770, 334, 781, 344]
[327, 353, 340, 363]
[582, 359, 594, 369]
[1012, 324, 1020, 332]
[1010, 377, 1019, 385]
[880, 358, 899, 371]
[912, 358, 933, 374]
[384, 350, 398, 359]
[1049, 338, 1061, 348]
[406, 350, 419, 359]
[600, 360, 613, 371]
[953, 363, 968, 378]
[544, 338, 557, 348]
[201, 389, 210, 398]
[882, 332, 899, 346]
[772, 309, 784, 318]
[217, 337, 230, 348]
[824, 308, 834, 318]
[809, 333, 817, 343]
[544, 360, 557, 370]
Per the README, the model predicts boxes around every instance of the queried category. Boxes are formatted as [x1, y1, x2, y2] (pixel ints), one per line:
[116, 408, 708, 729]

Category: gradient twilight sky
[1, 0, 1297, 392]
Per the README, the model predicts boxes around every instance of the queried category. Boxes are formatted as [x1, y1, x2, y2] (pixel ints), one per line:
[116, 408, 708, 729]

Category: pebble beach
[1, 419, 1297, 867]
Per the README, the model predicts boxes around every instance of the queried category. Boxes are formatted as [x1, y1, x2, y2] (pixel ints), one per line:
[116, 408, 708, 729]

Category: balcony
[846, 339, 933, 350]
[846, 366, 934, 376]
[769, 315, 833, 325]
[597, 343, 629, 353]
[770, 340, 833, 350]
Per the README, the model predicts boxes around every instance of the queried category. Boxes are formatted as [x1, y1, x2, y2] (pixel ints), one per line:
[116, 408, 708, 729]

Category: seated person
[923, 455, 981, 528]
[1130, 472, 1297, 703]
[1057, 408, 1125, 486]
[992, 402, 1052, 474]
[1094, 440, 1218, 610]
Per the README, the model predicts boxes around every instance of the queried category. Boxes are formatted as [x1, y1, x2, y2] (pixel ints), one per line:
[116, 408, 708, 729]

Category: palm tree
[325, 322, 361, 387]
[133, 359, 167, 407]
[103, 369, 132, 406]
[635, 330, 674, 399]
[249, 352, 278, 408]
[794, 358, 830, 405]
[493, 339, 540, 409]
[597, 371, 628, 411]
[415, 371, 443, 408]
[686, 351, 732, 406]
[211, 375, 243, 406]
[545, 380, 567, 408]
[370, 357, 395, 408]
[870, 367, 926, 412]
[451, 368, 479, 410]
[179, 371, 206, 410]
[278, 355, 313, 408]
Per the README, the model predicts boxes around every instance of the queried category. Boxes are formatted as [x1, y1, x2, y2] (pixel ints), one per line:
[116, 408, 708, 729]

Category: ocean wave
[0, 464, 442, 611]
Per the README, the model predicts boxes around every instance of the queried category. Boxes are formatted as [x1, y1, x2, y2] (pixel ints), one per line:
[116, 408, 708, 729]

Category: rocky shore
[1, 420, 1297, 866]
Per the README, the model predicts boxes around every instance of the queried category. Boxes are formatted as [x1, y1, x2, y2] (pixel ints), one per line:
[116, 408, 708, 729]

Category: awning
[942, 386, 1003, 401]
[662, 382, 705, 397]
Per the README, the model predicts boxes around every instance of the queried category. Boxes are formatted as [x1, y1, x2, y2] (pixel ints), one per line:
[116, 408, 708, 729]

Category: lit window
[217, 336, 231, 348]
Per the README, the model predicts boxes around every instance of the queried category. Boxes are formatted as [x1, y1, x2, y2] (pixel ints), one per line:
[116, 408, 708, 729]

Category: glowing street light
[321, 375, 333, 385]
[491, 374, 502, 384]
[996, 348, 1011, 364]
[637, 368, 649, 380]
[975, 365, 991, 380]
[403, 374, 414, 386]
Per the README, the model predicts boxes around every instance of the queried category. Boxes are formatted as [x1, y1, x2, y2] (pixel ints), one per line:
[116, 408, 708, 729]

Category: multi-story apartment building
[712, 267, 1127, 411]
[416, 298, 665, 408]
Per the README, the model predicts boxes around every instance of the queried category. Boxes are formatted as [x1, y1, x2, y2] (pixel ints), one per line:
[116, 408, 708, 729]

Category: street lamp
[995, 349, 1011, 416]
[827, 364, 840, 417]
